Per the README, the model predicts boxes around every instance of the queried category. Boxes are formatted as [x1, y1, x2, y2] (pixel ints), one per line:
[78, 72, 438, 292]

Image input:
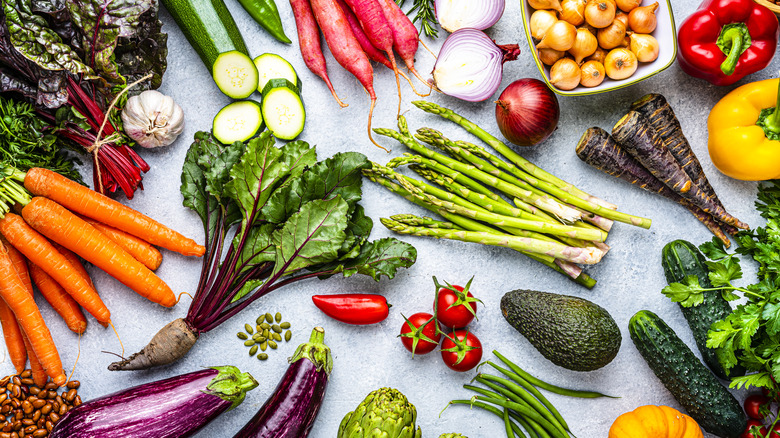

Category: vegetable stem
[719, 26, 743, 76]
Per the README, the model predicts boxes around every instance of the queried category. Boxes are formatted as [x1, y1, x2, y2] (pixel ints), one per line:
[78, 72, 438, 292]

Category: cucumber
[661, 240, 745, 380]
[629, 310, 746, 438]
[260, 79, 305, 140]
[212, 51, 259, 99]
[212, 100, 264, 144]
[161, 0, 249, 69]
[253, 53, 301, 93]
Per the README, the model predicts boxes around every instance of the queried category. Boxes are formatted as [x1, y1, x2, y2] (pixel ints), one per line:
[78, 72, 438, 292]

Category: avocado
[500, 289, 621, 371]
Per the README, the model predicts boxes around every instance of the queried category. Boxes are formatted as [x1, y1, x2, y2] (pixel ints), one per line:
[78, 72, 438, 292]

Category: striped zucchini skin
[629, 310, 746, 438]
[661, 239, 746, 380]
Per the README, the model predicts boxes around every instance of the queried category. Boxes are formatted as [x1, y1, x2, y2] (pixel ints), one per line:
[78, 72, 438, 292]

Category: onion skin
[495, 78, 560, 147]
[435, 0, 506, 32]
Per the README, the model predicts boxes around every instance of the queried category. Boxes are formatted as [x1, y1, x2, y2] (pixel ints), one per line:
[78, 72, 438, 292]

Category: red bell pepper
[677, 0, 779, 86]
[311, 294, 390, 325]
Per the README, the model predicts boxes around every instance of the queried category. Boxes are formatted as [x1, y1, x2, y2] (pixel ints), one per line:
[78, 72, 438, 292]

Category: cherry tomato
[433, 277, 481, 329]
[741, 419, 767, 438]
[440, 329, 483, 372]
[745, 393, 771, 420]
[769, 423, 780, 438]
[399, 312, 441, 356]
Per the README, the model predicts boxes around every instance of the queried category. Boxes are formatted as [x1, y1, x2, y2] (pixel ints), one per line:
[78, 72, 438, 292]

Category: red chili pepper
[311, 294, 390, 325]
[677, 0, 779, 86]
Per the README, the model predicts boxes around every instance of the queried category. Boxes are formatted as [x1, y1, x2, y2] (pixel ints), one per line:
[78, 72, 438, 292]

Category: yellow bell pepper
[708, 77, 780, 181]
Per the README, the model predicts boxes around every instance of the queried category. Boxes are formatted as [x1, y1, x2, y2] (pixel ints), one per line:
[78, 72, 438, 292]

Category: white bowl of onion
[521, 0, 676, 96]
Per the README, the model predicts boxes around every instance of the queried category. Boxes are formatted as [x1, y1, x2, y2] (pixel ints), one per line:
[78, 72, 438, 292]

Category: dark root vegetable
[495, 78, 560, 147]
[108, 318, 198, 371]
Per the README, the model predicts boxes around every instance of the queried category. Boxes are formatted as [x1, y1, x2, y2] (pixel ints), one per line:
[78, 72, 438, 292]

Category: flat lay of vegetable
[2, 0, 779, 435]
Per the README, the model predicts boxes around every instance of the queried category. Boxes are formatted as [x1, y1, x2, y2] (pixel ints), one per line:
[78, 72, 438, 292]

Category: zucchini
[253, 53, 301, 94]
[212, 51, 259, 99]
[212, 100, 264, 144]
[661, 239, 745, 380]
[260, 79, 305, 140]
[161, 0, 249, 69]
[629, 310, 746, 438]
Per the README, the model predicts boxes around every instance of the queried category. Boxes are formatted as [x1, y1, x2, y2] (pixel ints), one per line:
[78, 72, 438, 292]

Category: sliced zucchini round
[253, 53, 301, 94]
[261, 79, 305, 140]
[212, 100, 264, 144]
[212, 51, 259, 99]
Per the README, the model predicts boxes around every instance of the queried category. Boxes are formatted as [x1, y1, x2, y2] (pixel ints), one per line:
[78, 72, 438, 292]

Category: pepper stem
[717, 23, 751, 76]
[766, 76, 780, 135]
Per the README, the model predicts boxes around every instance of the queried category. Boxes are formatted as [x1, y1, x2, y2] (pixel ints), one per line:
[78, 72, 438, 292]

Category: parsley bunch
[662, 181, 780, 391]
[0, 96, 83, 183]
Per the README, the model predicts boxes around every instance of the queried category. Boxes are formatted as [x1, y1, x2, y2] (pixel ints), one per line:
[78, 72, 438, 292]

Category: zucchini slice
[253, 53, 300, 93]
[212, 51, 259, 99]
[261, 79, 305, 140]
[212, 100, 264, 144]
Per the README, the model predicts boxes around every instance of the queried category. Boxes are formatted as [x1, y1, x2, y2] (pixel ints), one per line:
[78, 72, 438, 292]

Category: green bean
[510, 411, 551, 438]
[448, 400, 527, 438]
[479, 373, 568, 433]
[486, 361, 569, 431]
[504, 408, 515, 438]
[494, 351, 617, 398]
[474, 396, 569, 438]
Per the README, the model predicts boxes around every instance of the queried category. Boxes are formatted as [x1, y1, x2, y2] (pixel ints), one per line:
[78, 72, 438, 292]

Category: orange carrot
[0, 240, 65, 386]
[51, 243, 96, 290]
[29, 265, 87, 334]
[3, 241, 33, 296]
[81, 218, 163, 271]
[22, 197, 176, 308]
[24, 168, 205, 257]
[0, 213, 110, 326]
[21, 334, 47, 387]
[0, 298, 26, 374]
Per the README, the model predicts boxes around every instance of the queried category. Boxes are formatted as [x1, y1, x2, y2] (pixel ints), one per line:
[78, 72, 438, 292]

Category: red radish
[310, 0, 386, 150]
[337, 0, 392, 69]
[377, 0, 430, 87]
[341, 0, 404, 114]
[289, 0, 347, 107]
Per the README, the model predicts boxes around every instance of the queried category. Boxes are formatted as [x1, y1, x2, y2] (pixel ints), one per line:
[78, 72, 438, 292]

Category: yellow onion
[629, 33, 659, 62]
[538, 48, 566, 65]
[615, 0, 640, 12]
[584, 0, 615, 28]
[604, 47, 637, 79]
[536, 20, 577, 51]
[530, 9, 559, 40]
[550, 58, 581, 90]
[628, 1, 657, 33]
[580, 60, 605, 87]
[614, 10, 628, 27]
[528, 0, 563, 11]
[569, 28, 598, 63]
[597, 19, 627, 49]
[586, 46, 608, 63]
[559, 0, 586, 26]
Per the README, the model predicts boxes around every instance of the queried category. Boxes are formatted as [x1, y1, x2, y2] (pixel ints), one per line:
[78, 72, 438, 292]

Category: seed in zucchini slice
[261, 79, 305, 141]
[212, 51, 259, 99]
[254, 53, 300, 94]
[212, 100, 264, 144]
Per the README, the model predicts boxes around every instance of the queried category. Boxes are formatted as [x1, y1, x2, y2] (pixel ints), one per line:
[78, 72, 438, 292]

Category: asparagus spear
[411, 100, 617, 210]
[380, 217, 603, 265]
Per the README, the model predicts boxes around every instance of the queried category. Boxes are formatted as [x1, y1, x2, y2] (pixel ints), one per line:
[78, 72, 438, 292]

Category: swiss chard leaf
[271, 196, 350, 277]
[114, 3, 166, 90]
[338, 204, 372, 259]
[333, 237, 417, 281]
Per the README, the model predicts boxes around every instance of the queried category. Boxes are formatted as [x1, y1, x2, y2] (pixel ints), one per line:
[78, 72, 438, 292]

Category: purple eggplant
[233, 326, 333, 438]
[51, 366, 258, 438]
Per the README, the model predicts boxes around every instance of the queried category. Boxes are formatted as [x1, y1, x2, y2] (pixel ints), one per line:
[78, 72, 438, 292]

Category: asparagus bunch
[365, 101, 652, 288]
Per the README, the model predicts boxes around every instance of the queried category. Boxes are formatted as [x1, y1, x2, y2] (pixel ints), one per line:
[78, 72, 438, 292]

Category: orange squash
[608, 405, 704, 438]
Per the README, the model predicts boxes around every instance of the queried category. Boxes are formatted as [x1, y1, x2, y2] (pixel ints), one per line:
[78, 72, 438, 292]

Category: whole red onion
[495, 78, 560, 146]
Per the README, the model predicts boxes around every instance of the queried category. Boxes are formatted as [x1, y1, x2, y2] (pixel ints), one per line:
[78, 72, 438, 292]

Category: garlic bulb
[122, 90, 185, 149]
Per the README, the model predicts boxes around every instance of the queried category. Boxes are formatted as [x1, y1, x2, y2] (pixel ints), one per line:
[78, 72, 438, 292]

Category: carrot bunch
[289, 0, 430, 148]
[0, 166, 205, 387]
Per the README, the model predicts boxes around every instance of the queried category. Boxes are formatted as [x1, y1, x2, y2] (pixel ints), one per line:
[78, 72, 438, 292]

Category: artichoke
[338, 388, 422, 438]
[439, 434, 468, 438]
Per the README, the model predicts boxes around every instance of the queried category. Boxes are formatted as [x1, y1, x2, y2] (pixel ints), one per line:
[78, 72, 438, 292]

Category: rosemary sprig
[396, 0, 439, 38]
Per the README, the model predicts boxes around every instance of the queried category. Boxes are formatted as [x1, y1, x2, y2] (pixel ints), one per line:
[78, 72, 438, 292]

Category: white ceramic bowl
[520, 0, 678, 96]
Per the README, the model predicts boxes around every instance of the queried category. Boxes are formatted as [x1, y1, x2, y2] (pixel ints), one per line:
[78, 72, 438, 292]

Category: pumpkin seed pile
[236, 312, 293, 360]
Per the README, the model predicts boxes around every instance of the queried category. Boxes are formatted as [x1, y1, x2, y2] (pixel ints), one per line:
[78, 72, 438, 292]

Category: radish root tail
[409, 68, 435, 96]
[389, 53, 403, 118]
[419, 37, 437, 58]
[367, 98, 390, 153]
[66, 331, 81, 384]
[176, 291, 193, 304]
[325, 79, 349, 108]
[110, 320, 124, 359]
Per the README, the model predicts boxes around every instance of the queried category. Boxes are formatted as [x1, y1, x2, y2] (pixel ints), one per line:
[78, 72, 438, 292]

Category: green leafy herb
[0, 95, 82, 183]
[396, 0, 439, 38]
[664, 181, 780, 392]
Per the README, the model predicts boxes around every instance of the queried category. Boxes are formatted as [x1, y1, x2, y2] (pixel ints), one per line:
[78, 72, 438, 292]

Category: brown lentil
[0, 373, 80, 438]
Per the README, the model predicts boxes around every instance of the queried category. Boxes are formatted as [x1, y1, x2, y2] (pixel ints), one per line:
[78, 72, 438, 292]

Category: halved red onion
[435, 0, 505, 32]
[432, 28, 520, 102]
